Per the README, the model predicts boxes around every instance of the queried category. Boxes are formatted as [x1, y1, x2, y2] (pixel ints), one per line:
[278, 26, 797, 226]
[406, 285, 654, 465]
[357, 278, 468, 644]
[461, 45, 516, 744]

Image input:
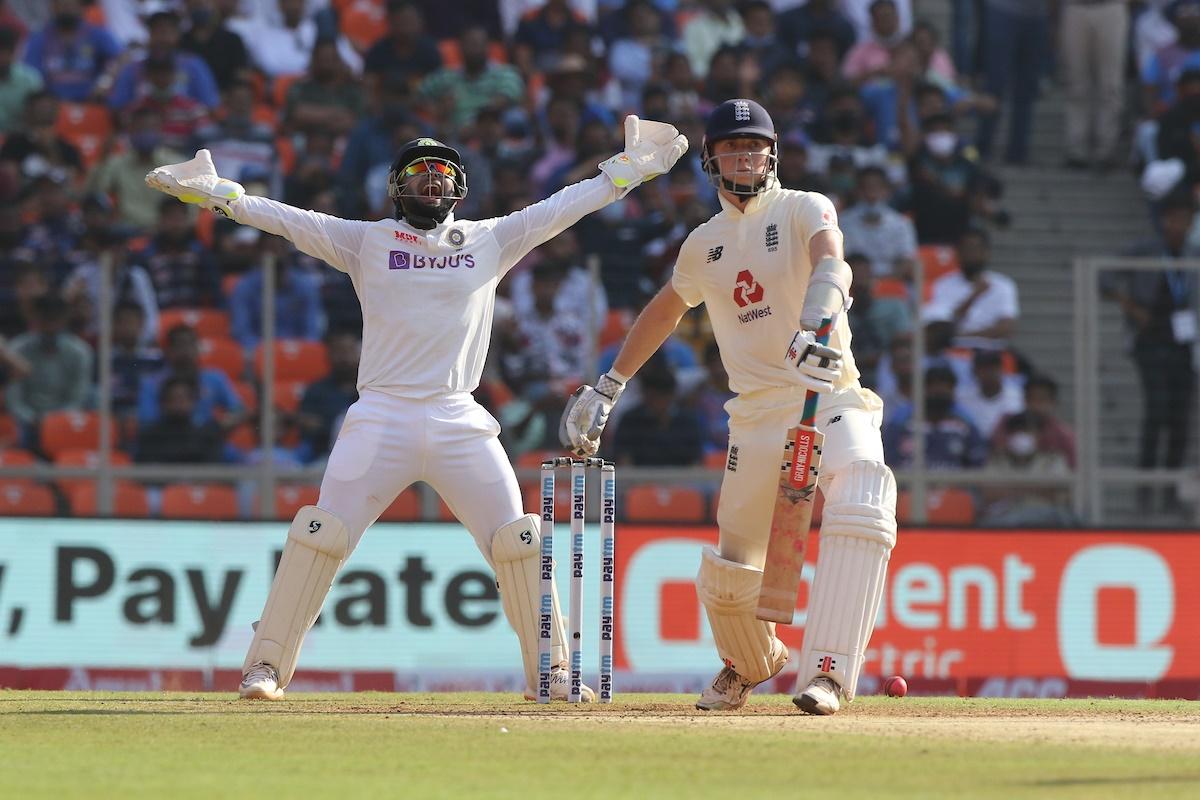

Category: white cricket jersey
[231, 176, 619, 399]
[671, 185, 862, 397]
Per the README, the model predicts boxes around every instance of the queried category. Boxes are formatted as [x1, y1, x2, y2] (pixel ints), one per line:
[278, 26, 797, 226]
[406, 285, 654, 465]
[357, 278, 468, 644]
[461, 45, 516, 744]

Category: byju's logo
[732, 269, 764, 307]
[389, 250, 412, 269]
[389, 250, 476, 270]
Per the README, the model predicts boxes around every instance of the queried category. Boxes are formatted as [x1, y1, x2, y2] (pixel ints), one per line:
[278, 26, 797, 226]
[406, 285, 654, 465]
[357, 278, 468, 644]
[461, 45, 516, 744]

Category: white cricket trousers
[716, 385, 886, 568]
[317, 389, 524, 562]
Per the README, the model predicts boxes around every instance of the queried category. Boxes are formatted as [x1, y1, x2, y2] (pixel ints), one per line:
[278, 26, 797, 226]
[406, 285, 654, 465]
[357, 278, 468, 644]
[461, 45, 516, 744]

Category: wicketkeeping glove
[786, 330, 843, 394]
[145, 148, 244, 217]
[598, 115, 689, 198]
[558, 373, 626, 457]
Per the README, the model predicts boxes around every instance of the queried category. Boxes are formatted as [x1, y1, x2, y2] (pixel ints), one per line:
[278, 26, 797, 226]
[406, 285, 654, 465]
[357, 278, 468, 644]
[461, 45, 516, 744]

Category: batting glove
[599, 115, 689, 198]
[786, 330, 843, 394]
[145, 148, 244, 218]
[558, 373, 626, 457]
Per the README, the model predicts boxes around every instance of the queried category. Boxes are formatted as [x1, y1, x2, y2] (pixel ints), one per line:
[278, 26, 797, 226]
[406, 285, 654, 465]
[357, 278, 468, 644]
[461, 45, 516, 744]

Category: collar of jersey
[717, 185, 780, 218]
[398, 211, 456, 232]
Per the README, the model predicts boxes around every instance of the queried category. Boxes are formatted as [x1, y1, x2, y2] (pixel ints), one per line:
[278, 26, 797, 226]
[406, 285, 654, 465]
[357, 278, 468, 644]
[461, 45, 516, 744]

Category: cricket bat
[755, 316, 833, 624]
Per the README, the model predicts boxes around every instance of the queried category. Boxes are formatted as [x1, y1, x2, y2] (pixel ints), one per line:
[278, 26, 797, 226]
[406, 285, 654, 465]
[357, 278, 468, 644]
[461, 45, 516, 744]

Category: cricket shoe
[523, 666, 597, 702]
[239, 661, 284, 700]
[696, 641, 789, 711]
[794, 676, 841, 715]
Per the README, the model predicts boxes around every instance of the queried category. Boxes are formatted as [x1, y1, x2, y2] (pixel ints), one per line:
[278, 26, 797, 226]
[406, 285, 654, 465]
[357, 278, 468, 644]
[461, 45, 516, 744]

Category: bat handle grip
[799, 315, 835, 426]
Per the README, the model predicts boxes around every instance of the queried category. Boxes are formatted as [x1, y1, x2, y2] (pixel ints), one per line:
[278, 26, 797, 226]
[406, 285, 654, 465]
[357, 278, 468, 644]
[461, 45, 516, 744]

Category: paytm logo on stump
[389, 250, 476, 270]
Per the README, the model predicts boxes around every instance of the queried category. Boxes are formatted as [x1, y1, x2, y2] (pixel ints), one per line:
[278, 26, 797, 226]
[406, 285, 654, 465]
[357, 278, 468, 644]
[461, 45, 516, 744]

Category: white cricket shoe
[794, 676, 841, 715]
[239, 661, 284, 700]
[523, 666, 596, 702]
[695, 665, 756, 711]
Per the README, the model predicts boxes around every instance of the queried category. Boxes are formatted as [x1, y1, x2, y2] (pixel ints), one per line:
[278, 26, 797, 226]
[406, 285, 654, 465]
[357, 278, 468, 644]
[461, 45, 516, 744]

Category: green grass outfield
[2, 692, 1199, 799]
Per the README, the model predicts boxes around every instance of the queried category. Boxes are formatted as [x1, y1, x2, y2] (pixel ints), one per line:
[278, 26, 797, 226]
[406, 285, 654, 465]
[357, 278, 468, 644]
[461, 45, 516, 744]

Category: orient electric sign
[0, 522, 1196, 684]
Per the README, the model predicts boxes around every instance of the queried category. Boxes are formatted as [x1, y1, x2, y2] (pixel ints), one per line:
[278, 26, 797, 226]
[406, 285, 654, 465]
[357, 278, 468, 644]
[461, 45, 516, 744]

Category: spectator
[907, 112, 982, 244]
[688, 340, 734, 456]
[807, 89, 899, 200]
[135, 374, 226, 463]
[0, 0, 26, 38]
[136, 198, 223, 309]
[1061, 0, 1128, 170]
[295, 329, 360, 462]
[109, 9, 220, 112]
[17, 171, 81, 283]
[0, 264, 47, 339]
[777, 0, 856, 61]
[0, 328, 32, 396]
[738, 1, 792, 78]
[910, 19, 958, 87]
[284, 38, 365, 139]
[196, 78, 279, 192]
[228, 0, 318, 78]
[20, 0, 119, 102]
[842, 0, 904, 84]
[336, 80, 423, 216]
[419, 25, 524, 132]
[840, 166, 918, 278]
[1142, 0, 1200, 112]
[760, 61, 820, 140]
[883, 364, 987, 468]
[6, 293, 93, 439]
[108, 300, 164, 418]
[611, 357, 704, 466]
[992, 374, 1076, 468]
[229, 242, 322, 349]
[846, 252, 912, 389]
[514, 0, 589, 74]
[180, 0, 251, 92]
[977, 0, 1049, 164]
[530, 94, 582, 196]
[87, 105, 185, 230]
[126, 53, 211, 153]
[1153, 67, 1200, 170]
[0, 89, 83, 182]
[363, 0, 442, 96]
[682, 0, 744, 79]
[137, 324, 245, 430]
[776, 130, 830, 193]
[922, 228, 1019, 347]
[63, 227, 160, 348]
[509, 229, 607, 338]
[512, 258, 590, 390]
[0, 26, 43, 133]
[842, 0, 913, 42]
[979, 409, 1075, 526]
[956, 349, 1023, 439]
[609, 1, 673, 111]
[1111, 189, 1197, 509]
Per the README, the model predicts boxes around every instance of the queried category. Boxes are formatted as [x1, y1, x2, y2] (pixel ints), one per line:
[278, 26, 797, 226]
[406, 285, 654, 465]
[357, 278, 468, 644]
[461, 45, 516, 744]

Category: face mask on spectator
[191, 9, 214, 28]
[1007, 431, 1037, 458]
[130, 132, 161, 154]
[54, 13, 81, 31]
[925, 131, 957, 157]
[925, 394, 953, 419]
[831, 110, 860, 134]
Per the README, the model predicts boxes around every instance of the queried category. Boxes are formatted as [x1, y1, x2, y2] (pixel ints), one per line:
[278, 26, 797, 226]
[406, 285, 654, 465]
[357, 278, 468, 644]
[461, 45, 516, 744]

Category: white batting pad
[243, 506, 349, 687]
[796, 461, 896, 701]
[491, 514, 567, 694]
[697, 547, 789, 684]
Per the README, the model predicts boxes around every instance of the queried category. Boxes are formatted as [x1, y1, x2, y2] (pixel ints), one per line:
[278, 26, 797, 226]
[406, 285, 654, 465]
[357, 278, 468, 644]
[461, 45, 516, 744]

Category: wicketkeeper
[560, 99, 896, 714]
[146, 118, 687, 701]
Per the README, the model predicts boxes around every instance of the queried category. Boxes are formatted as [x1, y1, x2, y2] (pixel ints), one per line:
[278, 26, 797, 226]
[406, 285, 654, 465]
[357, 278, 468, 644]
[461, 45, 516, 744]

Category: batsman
[560, 99, 896, 714]
[145, 117, 687, 701]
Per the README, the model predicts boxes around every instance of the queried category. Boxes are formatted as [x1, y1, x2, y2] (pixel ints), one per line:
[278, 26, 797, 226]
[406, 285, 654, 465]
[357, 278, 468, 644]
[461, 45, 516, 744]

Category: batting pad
[243, 506, 349, 687]
[697, 548, 789, 684]
[796, 461, 896, 701]
[491, 514, 567, 693]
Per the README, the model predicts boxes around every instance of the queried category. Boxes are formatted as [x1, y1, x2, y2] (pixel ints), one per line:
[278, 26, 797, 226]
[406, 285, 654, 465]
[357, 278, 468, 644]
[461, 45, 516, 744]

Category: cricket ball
[883, 675, 908, 697]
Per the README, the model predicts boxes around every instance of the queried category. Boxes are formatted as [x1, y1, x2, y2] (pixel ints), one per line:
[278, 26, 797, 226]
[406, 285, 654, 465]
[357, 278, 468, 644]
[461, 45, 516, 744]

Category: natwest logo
[732, 269, 764, 307]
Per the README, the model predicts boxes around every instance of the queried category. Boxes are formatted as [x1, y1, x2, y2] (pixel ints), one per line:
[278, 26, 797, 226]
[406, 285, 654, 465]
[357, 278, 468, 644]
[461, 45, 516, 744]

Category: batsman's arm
[611, 282, 691, 379]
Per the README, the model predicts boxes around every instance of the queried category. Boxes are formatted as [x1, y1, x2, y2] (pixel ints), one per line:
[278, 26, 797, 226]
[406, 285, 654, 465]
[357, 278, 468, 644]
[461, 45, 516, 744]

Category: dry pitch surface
[2, 692, 1199, 799]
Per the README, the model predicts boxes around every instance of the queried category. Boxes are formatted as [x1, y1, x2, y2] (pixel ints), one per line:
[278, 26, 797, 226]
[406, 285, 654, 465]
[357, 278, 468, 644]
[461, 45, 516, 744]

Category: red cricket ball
[883, 675, 908, 697]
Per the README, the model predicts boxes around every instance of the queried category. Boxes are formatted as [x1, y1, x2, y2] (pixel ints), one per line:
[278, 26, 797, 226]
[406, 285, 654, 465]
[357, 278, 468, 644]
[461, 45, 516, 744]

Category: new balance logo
[828, 415, 842, 425]
[706, 246, 723, 262]
[765, 223, 778, 252]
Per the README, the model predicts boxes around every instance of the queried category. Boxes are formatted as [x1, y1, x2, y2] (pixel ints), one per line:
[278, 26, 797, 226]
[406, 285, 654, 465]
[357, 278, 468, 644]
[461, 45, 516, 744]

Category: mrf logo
[394, 230, 419, 244]
[732, 269, 764, 307]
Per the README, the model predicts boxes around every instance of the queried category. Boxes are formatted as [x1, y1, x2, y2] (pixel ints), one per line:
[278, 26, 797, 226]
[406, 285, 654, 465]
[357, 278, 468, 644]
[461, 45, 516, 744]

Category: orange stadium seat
[703, 450, 726, 470]
[55, 102, 112, 169]
[53, 449, 132, 493]
[339, 0, 387, 54]
[198, 336, 245, 381]
[522, 481, 572, 520]
[272, 380, 307, 414]
[274, 484, 320, 519]
[897, 488, 976, 526]
[255, 340, 329, 383]
[221, 273, 242, 298]
[624, 486, 707, 523]
[0, 482, 56, 516]
[272, 73, 303, 108]
[873, 277, 910, 300]
[226, 423, 258, 451]
[159, 308, 230, 343]
[437, 38, 509, 69]
[161, 483, 240, 520]
[516, 449, 568, 469]
[379, 488, 421, 522]
[0, 414, 18, 448]
[39, 411, 118, 460]
[599, 309, 634, 349]
[233, 381, 259, 414]
[0, 449, 37, 490]
[67, 481, 150, 518]
[917, 245, 960, 301]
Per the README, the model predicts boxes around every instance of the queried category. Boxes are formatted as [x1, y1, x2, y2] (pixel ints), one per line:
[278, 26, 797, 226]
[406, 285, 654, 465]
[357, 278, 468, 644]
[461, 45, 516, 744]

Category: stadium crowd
[1, 0, 1147, 527]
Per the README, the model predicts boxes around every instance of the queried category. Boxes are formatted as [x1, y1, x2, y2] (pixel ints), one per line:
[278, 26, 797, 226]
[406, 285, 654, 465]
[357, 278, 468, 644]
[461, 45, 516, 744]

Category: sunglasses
[402, 160, 458, 179]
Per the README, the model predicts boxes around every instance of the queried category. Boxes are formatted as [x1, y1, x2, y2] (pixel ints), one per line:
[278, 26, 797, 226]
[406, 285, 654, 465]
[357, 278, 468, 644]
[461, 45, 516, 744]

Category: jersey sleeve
[488, 175, 620, 277]
[231, 195, 370, 275]
[794, 191, 840, 244]
[670, 236, 705, 308]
